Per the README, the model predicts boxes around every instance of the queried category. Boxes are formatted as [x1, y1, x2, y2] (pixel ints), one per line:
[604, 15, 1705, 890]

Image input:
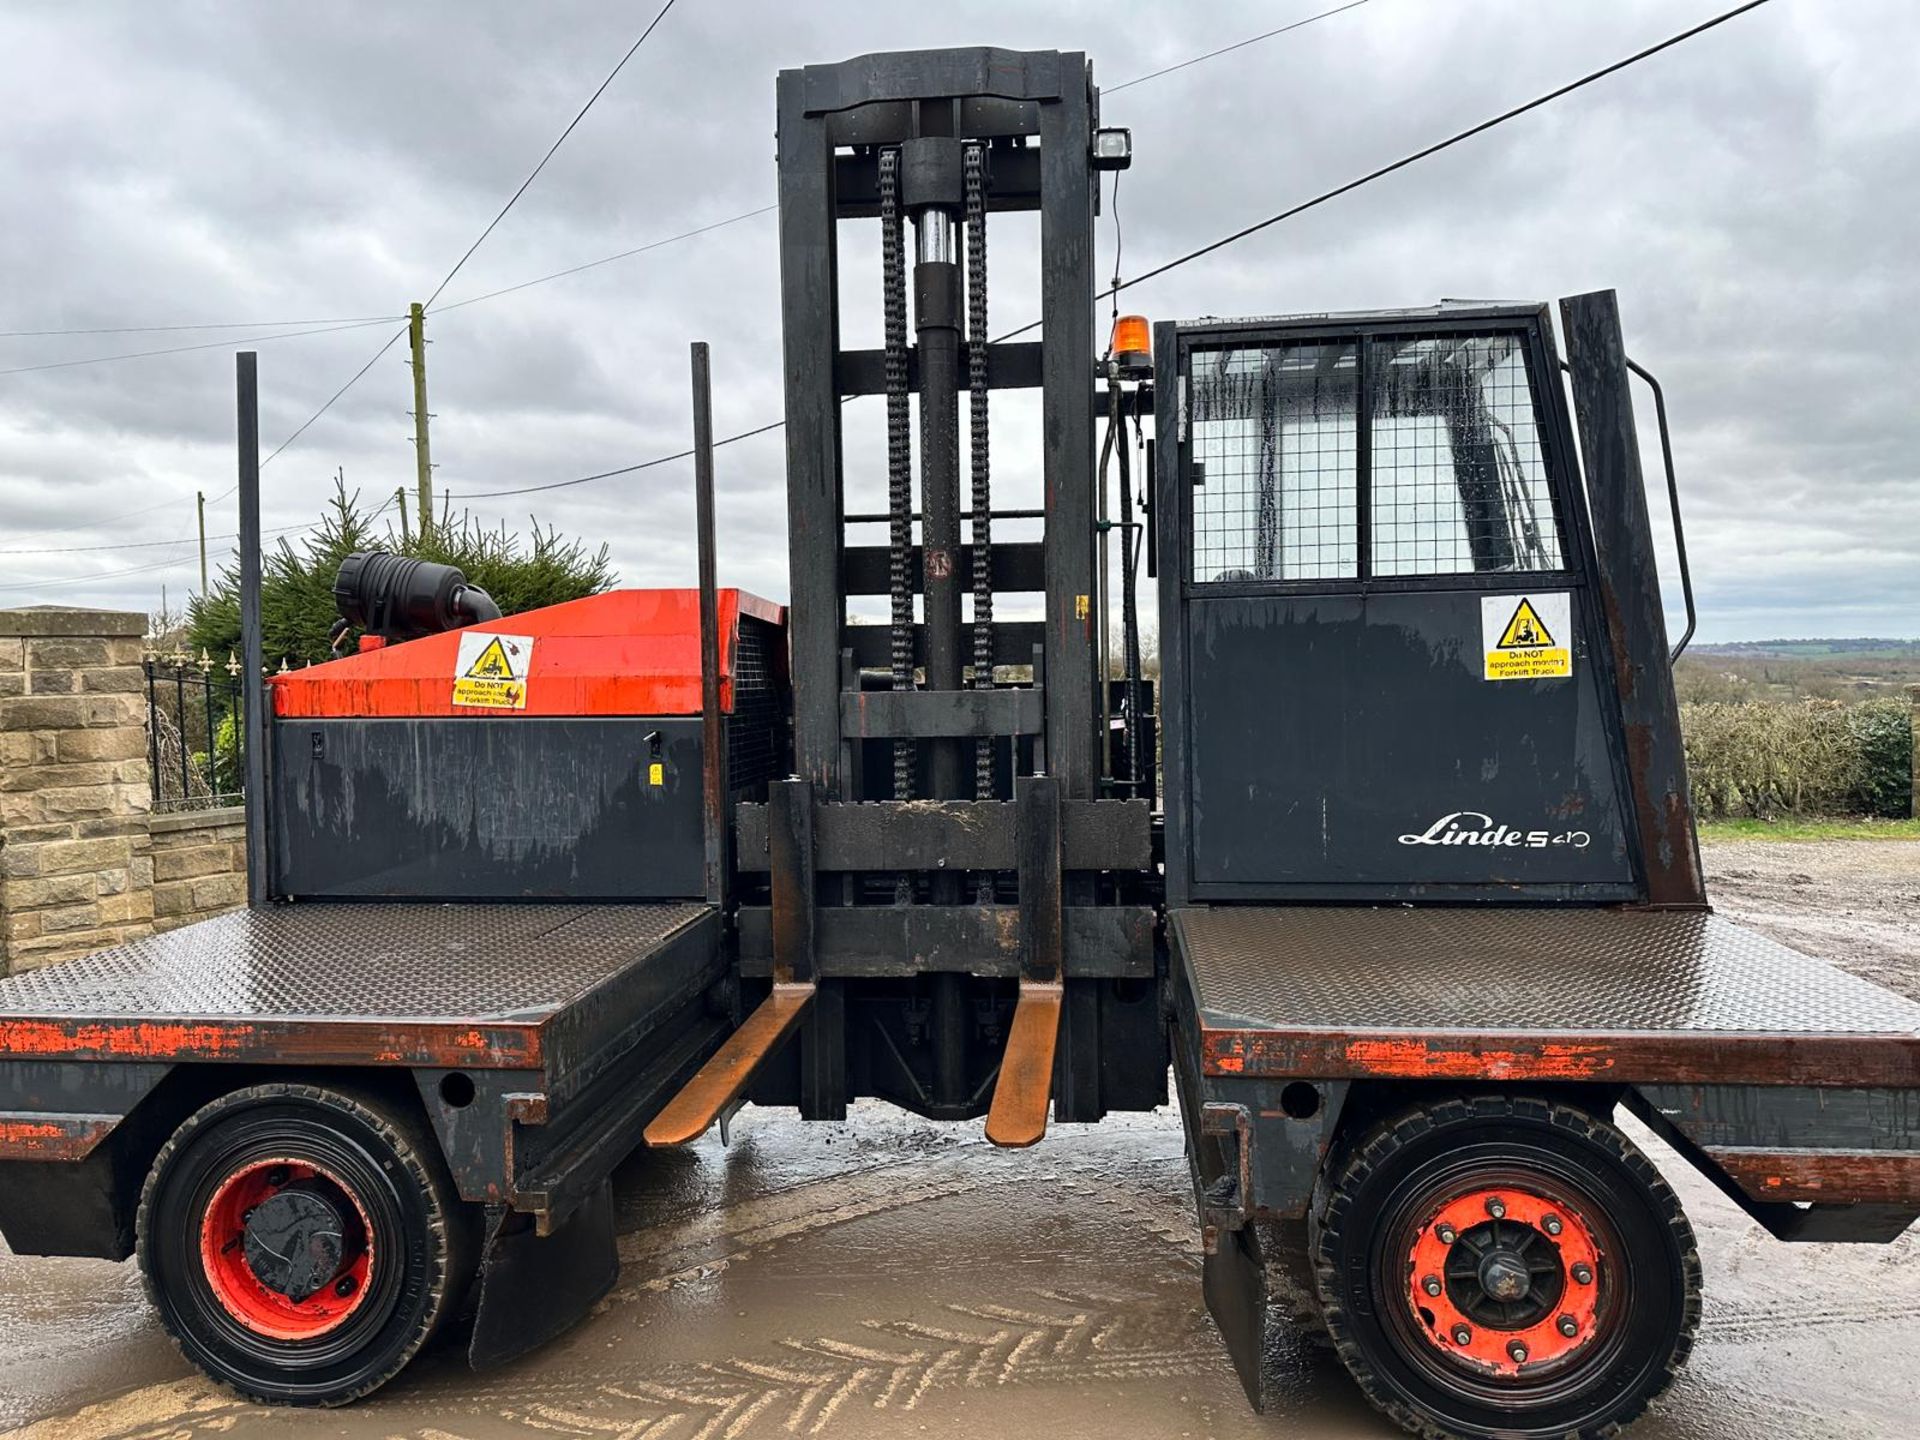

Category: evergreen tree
[188, 477, 614, 668]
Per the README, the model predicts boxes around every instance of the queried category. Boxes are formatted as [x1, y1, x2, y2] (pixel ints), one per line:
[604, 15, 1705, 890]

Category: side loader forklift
[2, 47, 1916, 1440]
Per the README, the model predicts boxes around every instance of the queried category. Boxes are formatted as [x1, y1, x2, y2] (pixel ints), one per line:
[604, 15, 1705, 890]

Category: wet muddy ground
[4, 837, 1917, 1439]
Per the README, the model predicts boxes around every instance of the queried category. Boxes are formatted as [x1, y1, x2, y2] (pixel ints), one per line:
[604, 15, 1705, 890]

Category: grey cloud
[1, 0, 1915, 640]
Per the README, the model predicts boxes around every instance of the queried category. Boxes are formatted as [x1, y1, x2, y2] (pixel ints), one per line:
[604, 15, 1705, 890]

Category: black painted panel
[272, 718, 705, 899]
[1185, 588, 1633, 891]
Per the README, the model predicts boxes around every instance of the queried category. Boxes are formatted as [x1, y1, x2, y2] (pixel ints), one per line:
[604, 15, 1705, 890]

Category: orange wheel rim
[1403, 1184, 1603, 1377]
[198, 1158, 376, 1341]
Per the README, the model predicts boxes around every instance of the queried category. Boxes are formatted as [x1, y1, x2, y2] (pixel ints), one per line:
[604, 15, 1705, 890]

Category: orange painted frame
[271, 588, 784, 720]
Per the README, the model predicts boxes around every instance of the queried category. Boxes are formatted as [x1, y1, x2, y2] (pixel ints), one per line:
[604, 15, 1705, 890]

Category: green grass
[1698, 816, 1920, 843]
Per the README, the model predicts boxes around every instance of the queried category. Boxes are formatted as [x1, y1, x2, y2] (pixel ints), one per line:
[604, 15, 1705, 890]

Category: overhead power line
[5, 486, 223, 545]
[4, 6, 697, 561]
[0, 549, 199, 594]
[1106, 0, 1373, 93]
[258, 0, 682, 474]
[2, 1, 1355, 349]
[1101, 0, 1776, 304]
[14, 0, 1767, 552]
[429, 205, 776, 313]
[0, 207, 771, 379]
[260, 326, 410, 470]
[0, 315, 404, 339]
[408, 7, 1368, 320]
[0, 524, 279, 558]
[0, 500, 396, 592]
[0, 317, 400, 378]
[421, 0, 681, 311]
[456, 420, 786, 500]
[460, 0, 1776, 504]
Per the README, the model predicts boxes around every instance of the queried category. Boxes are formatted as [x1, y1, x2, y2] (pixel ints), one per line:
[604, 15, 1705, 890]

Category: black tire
[137, 1083, 473, 1406]
[1312, 1094, 1699, 1440]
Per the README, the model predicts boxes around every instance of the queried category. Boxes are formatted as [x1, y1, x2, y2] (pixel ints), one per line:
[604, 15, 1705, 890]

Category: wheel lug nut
[1572, 1263, 1593, 1285]
[1507, 1340, 1529, 1364]
[1422, 1275, 1442, 1298]
[1436, 1224, 1458, 1245]
[1543, 1213, 1563, 1236]
[1452, 1325, 1472, 1346]
[1558, 1314, 1579, 1338]
[1485, 1197, 1506, 1219]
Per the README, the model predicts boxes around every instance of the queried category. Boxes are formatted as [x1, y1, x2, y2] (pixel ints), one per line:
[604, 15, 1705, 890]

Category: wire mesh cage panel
[1185, 329, 1567, 586]
[1189, 341, 1358, 583]
[1368, 332, 1562, 576]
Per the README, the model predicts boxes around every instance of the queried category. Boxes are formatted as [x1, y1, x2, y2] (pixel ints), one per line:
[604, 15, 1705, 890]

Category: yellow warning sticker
[648, 762, 664, 787]
[452, 632, 535, 709]
[1480, 593, 1572, 681]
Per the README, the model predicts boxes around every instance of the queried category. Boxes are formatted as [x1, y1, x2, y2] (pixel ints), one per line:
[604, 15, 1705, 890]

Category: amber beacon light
[1111, 313, 1152, 374]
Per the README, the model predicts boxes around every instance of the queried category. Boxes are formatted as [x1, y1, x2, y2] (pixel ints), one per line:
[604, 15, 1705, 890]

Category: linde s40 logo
[1398, 811, 1591, 850]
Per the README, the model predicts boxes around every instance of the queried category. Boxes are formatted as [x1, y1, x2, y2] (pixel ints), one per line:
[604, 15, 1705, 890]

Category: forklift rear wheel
[1312, 1094, 1699, 1440]
[137, 1083, 471, 1406]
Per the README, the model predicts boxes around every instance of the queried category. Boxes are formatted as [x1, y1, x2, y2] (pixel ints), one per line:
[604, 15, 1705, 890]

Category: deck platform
[1173, 906, 1920, 1088]
[0, 902, 720, 1081]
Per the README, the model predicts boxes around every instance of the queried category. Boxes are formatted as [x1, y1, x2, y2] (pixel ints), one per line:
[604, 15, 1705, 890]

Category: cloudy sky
[1, 0, 1914, 642]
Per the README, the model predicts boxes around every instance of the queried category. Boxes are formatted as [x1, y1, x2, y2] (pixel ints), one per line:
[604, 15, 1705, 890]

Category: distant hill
[1690, 638, 1920, 661]
[1675, 638, 1920, 703]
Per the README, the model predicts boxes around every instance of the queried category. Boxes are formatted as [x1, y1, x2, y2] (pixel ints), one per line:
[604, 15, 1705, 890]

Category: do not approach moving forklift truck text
[1, 44, 1916, 1440]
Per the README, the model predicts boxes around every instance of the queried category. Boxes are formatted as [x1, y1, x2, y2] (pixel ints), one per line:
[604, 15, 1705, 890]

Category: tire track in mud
[385, 1286, 1220, 1440]
[1699, 1294, 1920, 1341]
[8, 1148, 1212, 1440]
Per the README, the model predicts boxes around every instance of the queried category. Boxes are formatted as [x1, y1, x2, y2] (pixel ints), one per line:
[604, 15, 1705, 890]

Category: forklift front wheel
[136, 1083, 472, 1406]
[1312, 1094, 1700, 1440]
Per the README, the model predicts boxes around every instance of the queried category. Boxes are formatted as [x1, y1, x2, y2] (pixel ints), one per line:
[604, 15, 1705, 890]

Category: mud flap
[469, 1181, 619, 1369]
[1204, 1221, 1273, 1409]
[1203, 1217, 1326, 1412]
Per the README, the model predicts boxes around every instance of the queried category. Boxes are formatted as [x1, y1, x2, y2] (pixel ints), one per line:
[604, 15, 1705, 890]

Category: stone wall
[1, 607, 155, 973]
[150, 807, 248, 933]
[0, 606, 247, 976]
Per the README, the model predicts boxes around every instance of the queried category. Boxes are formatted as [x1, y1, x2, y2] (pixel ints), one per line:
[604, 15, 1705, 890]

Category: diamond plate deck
[1172, 907, 1920, 1087]
[0, 902, 717, 1072]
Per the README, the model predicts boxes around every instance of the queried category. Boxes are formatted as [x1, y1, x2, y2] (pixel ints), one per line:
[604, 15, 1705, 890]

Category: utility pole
[196, 491, 208, 597]
[395, 486, 411, 546]
[408, 301, 433, 543]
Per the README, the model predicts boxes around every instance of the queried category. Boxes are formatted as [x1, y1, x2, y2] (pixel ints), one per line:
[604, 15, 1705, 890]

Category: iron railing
[144, 648, 246, 811]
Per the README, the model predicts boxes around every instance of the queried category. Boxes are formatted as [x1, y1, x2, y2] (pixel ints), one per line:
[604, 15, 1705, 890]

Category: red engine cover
[270, 588, 784, 719]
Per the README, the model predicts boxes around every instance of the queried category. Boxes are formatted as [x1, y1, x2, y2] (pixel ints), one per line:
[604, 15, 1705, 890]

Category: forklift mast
[777, 47, 1103, 797]
[737, 48, 1158, 1136]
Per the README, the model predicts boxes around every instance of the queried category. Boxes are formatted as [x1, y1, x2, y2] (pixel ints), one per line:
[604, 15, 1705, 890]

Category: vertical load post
[235, 351, 269, 907]
[691, 342, 728, 910]
[646, 343, 814, 1150]
[1559, 290, 1706, 908]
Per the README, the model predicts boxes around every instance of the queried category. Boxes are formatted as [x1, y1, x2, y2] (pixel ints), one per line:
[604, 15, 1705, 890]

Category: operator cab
[1155, 304, 1644, 903]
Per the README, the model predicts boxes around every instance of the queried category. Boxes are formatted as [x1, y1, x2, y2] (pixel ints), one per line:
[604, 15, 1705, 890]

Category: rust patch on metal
[1200, 1026, 1920, 1088]
[0, 1016, 541, 1070]
[0, 1018, 253, 1060]
[1708, 1148, 1920, 1206]
[1599, 585, 1637, 702]
[1341, 1037, 1620, 1080]
[0, 1114, 119, 1160]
